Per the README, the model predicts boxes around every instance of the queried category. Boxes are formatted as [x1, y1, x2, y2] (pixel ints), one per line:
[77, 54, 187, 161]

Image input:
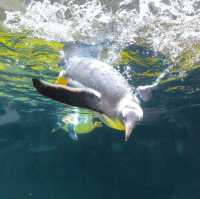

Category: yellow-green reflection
[0, 30, 63, 111]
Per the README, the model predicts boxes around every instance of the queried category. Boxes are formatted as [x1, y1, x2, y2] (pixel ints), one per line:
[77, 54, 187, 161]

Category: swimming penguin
[52, 109, 102, 141]
[32, 43, 144, 141]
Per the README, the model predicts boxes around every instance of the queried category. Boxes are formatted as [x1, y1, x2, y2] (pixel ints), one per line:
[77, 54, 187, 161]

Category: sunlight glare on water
[3, 0, 200, 62]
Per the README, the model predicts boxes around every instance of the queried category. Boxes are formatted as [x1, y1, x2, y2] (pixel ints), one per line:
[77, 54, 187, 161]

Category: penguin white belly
[65, 57, 133, 108]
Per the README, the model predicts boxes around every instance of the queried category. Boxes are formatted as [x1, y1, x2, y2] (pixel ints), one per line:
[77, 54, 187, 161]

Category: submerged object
[33, 44, 144, 141]
[52, 110, 102, 141]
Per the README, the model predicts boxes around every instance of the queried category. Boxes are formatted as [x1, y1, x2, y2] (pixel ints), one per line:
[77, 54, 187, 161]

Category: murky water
[0, 0, 200, 199]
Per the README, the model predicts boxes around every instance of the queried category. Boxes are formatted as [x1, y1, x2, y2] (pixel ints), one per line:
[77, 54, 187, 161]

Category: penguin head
[119, 96, 143, 141]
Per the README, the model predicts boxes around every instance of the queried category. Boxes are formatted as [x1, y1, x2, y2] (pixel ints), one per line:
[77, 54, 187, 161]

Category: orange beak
[124, 121, 135, 141]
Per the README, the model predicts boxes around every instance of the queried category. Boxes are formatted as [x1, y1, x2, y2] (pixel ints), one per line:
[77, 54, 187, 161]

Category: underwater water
[0, 0, 200, 198]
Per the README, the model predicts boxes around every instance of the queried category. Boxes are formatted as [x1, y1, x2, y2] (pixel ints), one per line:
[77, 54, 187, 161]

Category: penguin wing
[32, 78, 103, 113]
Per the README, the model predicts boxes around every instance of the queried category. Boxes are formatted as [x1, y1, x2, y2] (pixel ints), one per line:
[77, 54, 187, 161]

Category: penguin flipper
[32, 78, 102, 113]
[136, 84, 156, 102]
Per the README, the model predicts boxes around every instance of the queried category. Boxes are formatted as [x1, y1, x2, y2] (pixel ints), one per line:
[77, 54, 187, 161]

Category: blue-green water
[0, 0, 200, 199]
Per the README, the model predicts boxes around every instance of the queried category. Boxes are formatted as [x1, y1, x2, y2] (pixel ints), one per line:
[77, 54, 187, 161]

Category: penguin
[32, 43, 144, 141]
[52, 109, 102, 141]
